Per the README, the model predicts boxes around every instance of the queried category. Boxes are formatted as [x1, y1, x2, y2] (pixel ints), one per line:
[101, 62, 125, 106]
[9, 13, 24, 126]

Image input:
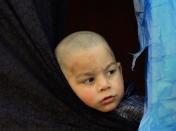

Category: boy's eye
[83, 77, 94, 84]
[107, 69, 116, 76]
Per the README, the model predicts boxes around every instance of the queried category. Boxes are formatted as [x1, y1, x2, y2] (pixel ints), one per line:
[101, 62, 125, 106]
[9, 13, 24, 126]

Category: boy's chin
[97, 103, 118, 112]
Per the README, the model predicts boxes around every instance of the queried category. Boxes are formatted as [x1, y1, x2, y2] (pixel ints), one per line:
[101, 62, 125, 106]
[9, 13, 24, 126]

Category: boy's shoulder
[115, 80, 144, 123]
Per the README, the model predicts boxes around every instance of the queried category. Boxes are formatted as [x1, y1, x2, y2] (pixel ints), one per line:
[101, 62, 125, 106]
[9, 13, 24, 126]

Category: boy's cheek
[81, 92, 95, 106]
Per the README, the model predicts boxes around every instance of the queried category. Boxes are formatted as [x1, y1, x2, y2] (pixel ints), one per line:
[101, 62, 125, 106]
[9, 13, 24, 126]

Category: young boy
[55, 31, 143, 122]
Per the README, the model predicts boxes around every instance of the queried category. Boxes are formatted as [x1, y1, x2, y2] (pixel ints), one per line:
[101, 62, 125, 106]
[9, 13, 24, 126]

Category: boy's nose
[96, 76, 111, 92]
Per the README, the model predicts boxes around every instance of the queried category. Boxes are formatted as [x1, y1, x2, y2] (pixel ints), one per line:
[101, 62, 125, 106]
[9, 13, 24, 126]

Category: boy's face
[63, 45, 124, 112]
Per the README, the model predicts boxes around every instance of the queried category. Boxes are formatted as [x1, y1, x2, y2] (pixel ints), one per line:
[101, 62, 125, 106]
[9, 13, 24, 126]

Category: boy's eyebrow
[105, 62, 117, 71]
[76, 62, 117, 79]
[76, 72, 93, 79]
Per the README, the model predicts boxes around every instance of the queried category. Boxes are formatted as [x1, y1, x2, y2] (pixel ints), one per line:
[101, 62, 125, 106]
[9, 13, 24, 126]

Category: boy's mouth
[101, 95, 116, 105]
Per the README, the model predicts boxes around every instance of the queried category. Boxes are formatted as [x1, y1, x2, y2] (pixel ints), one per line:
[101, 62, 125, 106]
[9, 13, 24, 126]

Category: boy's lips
[100, 95, 116, 105]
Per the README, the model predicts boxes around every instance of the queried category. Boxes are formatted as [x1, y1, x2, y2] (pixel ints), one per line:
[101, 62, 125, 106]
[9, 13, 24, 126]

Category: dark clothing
[0, 0, 143, 130]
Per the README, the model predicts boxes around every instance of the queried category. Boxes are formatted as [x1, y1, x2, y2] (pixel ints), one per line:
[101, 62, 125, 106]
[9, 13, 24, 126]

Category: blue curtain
[133, 0, 176, 130]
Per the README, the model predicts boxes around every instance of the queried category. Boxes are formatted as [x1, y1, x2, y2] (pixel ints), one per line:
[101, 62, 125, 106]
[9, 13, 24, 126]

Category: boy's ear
[116, 62, 123, 74]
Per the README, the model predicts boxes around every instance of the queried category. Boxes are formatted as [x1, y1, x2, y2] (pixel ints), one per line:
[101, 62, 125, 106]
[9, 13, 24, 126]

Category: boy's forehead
[65, 44, 116, 71]
[66, 43, 111, 59]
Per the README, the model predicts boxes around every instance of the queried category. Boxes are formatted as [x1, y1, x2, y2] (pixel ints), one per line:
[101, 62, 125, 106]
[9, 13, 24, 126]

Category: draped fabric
[134, 0, 176, 130]
[0, 0, 139, 130]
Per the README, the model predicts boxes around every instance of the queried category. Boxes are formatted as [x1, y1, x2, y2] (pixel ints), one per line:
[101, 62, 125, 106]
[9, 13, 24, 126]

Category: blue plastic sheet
[133, 0, 176, 130]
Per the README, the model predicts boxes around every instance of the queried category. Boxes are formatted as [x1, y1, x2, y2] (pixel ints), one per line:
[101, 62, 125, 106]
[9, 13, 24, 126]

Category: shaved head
[55, 31, 115, 74]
